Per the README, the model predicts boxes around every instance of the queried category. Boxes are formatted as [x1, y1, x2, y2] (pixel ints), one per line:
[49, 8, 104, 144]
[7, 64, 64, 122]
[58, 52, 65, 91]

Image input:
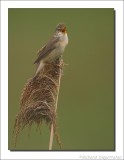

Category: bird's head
[56, 23, 67, 34]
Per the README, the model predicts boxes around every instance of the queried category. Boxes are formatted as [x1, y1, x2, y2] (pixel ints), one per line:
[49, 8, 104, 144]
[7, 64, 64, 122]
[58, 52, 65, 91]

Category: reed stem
[48, 67, 62, 150]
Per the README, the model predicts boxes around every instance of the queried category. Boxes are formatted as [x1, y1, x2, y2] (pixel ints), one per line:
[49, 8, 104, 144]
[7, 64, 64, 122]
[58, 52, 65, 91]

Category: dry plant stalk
[13, 58, 64, 149]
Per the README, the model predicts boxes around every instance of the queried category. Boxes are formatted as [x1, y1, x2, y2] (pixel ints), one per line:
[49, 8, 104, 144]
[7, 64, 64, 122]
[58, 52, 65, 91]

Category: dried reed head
[13, 58, 64, 148]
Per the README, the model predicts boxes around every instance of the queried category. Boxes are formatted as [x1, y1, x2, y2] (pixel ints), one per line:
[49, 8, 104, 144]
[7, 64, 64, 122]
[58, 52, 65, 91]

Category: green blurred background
[8, 8, 114, 150]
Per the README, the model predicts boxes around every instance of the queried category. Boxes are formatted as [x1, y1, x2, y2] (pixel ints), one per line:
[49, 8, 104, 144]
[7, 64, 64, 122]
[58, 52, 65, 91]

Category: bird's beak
[62, 27, 67, 33]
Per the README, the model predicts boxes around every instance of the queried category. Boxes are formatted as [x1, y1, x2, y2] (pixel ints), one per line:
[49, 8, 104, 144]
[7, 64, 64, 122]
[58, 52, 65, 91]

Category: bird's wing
[34, 36, 59, 64]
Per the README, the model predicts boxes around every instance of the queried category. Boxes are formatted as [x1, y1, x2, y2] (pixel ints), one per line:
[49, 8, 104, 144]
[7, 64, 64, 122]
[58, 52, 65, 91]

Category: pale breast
[59, 33, 68, 47]
[62, 33, 68, 46]
[43, 32, 68, 63]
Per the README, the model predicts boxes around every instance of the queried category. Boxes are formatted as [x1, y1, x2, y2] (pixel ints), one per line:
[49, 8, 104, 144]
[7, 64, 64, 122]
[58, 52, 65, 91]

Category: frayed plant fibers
[13, 58, 64, 148]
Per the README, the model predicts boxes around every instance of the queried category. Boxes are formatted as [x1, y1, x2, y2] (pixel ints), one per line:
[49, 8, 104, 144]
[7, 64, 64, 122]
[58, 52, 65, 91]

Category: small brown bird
[34, 23, 68, 74]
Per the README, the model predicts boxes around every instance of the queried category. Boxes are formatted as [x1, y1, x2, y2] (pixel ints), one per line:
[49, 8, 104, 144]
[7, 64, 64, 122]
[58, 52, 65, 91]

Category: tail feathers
[35, 62, 44, 75]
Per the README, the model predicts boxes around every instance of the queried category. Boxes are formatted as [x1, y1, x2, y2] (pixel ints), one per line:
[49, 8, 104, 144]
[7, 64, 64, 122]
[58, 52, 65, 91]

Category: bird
[34, 23, 68, 74]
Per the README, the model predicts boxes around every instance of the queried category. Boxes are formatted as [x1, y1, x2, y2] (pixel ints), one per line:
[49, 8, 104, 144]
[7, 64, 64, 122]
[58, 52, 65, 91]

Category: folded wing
[34, 36, 59, 64]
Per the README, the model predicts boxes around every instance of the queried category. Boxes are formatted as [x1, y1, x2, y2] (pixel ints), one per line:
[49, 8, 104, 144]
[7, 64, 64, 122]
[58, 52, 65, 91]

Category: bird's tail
[35, 61, 45, 75]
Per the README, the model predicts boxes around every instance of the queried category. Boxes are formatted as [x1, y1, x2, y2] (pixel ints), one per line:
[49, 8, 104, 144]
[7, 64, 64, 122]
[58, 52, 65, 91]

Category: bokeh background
[8, 8, 114, 150]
